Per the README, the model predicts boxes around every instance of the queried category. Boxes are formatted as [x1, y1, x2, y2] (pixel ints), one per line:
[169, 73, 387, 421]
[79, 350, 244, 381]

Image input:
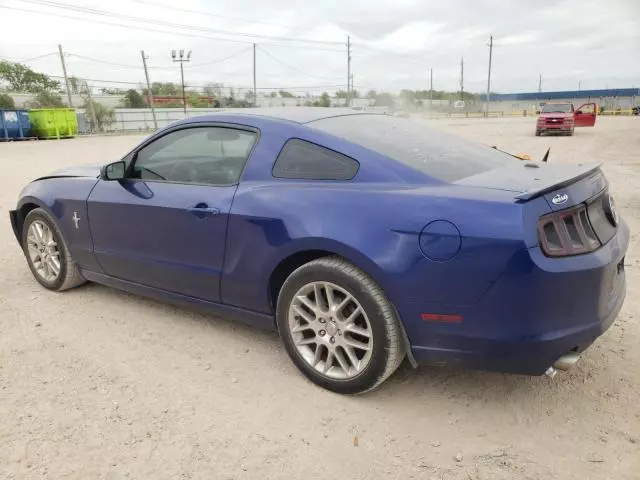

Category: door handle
[188, 203, 220, 217]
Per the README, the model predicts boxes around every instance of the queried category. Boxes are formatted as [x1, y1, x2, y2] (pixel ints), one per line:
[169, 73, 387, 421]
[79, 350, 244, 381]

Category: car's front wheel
[22, 208, 86, 291]
[277, 256, 405, 394]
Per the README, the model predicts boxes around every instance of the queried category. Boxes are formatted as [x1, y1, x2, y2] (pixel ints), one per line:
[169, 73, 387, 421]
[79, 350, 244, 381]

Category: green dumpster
[28, 109, 78, 139]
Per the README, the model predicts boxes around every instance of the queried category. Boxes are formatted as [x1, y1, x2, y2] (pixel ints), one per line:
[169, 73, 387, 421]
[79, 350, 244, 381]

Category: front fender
[14, 178, 101, 271]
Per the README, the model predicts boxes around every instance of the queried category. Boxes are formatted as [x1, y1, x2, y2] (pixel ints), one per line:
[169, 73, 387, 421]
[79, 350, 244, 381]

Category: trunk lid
[455, 161, 606, 209]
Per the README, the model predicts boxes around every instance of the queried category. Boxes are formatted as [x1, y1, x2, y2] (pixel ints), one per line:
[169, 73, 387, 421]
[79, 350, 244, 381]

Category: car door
[574, 102, 597, 127]
[87, 124, 258, 302]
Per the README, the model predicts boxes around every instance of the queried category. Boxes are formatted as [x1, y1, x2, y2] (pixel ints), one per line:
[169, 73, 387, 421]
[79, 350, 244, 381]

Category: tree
[142, 82, 179, 96]
[335, 90, 349, 99]
[187, 92, 210, 108]
[122, 89, 146, 108]
[202, 82, 223, 99]
[100, 87, 126, 95]
[68, 76, 81, 94]
[269, 91, 277, 98]
[0, 92, 15, 109]
[312, 92, 331, 107]
[0, 61, 60, 93]
[279, 90, 294, 98]
[27, 91, 65, 108]
[83, 99, 114, 131]
[373, 92, 395, 108]
[244, 91, 255, 105]
[366, 90, 377, 100]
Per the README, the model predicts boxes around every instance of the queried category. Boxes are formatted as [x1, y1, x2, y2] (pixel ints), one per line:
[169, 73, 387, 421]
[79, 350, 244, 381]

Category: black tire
[568, 128, 575, 136]
[22, 208, 86, 291]
[277, 256, 405, 394]
[535, 129, 542, 136]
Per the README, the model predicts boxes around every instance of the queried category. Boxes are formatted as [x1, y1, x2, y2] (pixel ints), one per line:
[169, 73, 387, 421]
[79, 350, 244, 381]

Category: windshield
[541, 104, 573, 113]
[309, 114, 517, 182]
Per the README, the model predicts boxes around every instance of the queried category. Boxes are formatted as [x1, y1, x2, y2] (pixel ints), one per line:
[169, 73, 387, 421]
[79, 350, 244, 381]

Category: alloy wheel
[26, 220, 61, 283]
[288, 281, 374, 379]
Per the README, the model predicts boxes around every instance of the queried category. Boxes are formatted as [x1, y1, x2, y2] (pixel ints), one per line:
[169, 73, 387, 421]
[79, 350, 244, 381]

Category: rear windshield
[309, 114, 516, 182]
[541, 103, 572, 113]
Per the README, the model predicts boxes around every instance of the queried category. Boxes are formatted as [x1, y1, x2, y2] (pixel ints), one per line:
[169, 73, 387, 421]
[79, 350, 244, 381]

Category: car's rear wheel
[277, 256, 405, 394]
[22, 208, 85, 291]
[535, 129, 542, 136]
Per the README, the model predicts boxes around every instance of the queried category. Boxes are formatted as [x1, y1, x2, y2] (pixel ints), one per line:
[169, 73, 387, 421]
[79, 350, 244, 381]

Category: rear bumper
[411, 274, 625, 374]
[406, 220, 629, 375]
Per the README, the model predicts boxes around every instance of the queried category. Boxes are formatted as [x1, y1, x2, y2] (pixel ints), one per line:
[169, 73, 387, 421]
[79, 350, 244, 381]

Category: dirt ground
[1, 117, 638, 480]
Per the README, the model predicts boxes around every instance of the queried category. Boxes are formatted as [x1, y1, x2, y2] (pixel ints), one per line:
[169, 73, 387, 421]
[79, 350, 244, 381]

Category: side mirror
[576, 110, 583, 115]
[100, 161, 126, 181]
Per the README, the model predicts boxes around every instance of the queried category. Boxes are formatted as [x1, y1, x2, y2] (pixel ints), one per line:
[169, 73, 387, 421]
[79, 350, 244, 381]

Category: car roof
[179, 107, 369, 125]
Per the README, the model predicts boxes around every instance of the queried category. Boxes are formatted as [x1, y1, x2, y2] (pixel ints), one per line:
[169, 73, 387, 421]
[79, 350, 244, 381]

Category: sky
[0, 0, 638, 96]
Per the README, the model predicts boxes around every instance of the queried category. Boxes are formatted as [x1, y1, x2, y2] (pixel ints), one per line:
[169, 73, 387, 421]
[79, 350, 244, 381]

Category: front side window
[132, 126, 257, 185]
[273, 139, 359, 180]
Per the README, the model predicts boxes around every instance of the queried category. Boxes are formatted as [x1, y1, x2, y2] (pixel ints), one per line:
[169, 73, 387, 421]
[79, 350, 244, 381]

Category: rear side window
[273, 139, 359, 180]
[309, 114, 516, 182]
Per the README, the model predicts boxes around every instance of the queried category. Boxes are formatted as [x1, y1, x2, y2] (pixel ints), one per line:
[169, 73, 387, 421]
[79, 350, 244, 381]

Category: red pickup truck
[535, 102, 596, 136]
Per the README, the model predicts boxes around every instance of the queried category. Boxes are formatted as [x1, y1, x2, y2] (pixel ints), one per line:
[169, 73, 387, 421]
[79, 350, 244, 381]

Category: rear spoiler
[514, 162, 603, 201]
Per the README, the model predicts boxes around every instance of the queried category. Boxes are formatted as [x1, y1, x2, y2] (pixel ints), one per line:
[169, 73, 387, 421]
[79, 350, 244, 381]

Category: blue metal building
[483, 88, 639, 102]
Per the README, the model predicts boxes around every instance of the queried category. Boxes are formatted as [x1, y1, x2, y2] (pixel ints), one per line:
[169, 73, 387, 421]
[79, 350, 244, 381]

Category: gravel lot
[1, 116, 638, 480]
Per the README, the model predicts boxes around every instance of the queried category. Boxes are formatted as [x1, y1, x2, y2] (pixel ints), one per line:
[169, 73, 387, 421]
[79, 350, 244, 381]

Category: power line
[257, 46, 343, 80]
[66, 53, 174, 70]
[185, 47, 253, 69]
[45, 73, 347, 91]
[0, 5, 343, 52]
[351, 45, 425, 65]
[65, 48, 251, 70]
[14, 0, 344, 46]
[130, 0, 326, 34]
[1, 52, 58, 63]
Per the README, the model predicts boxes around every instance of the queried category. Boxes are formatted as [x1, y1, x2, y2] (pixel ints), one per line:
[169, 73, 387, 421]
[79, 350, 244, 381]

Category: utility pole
[578, 80, 581, 93]
[79, 80, 98, 133]
[85, 87, 99, 133]
[429, 67, 433, 110]
[141, 50, 158, 130]
[538, 73, 542, 93]
[58, 44, 73, 108]
[252, 43, 257, 107]
[172, 49, 191, 117]
[350, 73, 354, 103]
[460, 57, 464, 101]
[346, 35, 351, 108]
[485, 34, 493, 117]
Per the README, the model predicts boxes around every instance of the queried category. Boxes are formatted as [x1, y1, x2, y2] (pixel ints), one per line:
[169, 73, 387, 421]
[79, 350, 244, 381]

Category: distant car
[10, 109, 628, 393]
[535, 102, 597, 136]
[632, 105, 639, 116]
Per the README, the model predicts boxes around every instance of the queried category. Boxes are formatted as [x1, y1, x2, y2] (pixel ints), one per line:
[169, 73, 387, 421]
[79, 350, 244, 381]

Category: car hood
[539, 112, 573, 118]
[35, 163, 101, 181]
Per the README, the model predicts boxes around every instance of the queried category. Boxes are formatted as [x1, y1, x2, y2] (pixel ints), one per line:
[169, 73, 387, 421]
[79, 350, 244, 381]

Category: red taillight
[538, 204, 600, 257]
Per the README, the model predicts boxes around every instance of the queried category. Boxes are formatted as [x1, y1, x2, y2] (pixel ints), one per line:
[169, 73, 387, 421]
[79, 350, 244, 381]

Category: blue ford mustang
[10, 109, 628, 394]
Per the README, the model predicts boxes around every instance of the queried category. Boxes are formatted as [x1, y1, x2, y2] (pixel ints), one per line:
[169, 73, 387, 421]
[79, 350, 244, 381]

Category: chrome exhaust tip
[545, 367, 557, 378]
[552, 352, 580, 371]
